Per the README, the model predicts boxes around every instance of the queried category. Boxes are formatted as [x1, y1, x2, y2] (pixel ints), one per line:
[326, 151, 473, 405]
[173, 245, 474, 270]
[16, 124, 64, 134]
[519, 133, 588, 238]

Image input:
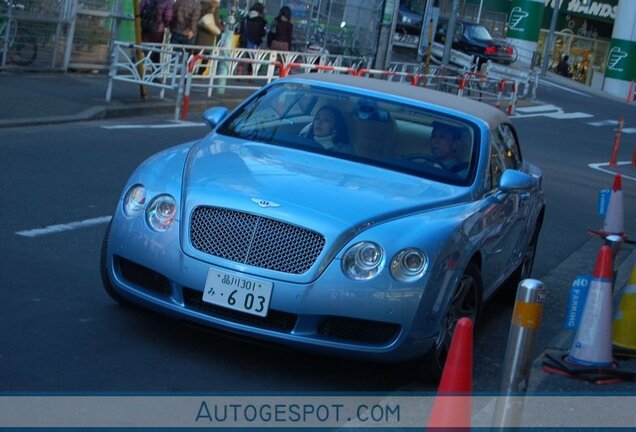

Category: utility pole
[416, 0, 432, 63]
[541, 0, 561, 77]
[441, 0, 460, 67]
[374, 0, 399, 70]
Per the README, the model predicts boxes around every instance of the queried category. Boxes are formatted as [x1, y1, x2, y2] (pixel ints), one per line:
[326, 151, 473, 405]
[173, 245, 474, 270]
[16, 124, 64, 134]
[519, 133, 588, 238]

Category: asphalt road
[1, 83, 635, 394]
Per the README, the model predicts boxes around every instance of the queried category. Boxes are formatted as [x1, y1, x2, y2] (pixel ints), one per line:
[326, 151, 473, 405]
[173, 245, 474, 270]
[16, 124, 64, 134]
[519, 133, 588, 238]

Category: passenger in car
[430, 121, 468, 175]
[301, 105, 354, 154]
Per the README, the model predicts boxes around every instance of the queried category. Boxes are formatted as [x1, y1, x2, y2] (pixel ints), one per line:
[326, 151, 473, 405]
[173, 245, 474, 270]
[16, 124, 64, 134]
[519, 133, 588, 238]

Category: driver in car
[430, 121, 468, 175]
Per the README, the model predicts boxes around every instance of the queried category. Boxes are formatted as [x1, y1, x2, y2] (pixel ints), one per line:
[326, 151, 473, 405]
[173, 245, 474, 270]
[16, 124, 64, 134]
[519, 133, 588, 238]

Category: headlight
[391, 248, 427, 282]
[342, 242, 384, 280]
[146, 194, 177, 232]
[123, 185, 146, 217]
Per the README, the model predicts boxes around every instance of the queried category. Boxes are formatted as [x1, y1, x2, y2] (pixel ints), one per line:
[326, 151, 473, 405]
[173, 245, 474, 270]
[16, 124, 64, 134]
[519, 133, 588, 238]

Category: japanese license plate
[202, 269, 273, 317]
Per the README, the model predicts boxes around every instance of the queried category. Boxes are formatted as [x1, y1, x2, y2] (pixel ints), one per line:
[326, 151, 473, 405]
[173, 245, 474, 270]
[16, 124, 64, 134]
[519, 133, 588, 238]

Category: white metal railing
[107, 41, 523, 120]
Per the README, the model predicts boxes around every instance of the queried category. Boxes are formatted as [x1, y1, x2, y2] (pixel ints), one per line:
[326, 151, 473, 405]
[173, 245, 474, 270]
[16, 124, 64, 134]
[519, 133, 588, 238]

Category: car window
[217, 82, 480, 186]
[467, 24, 493, 41]
[496, 124, 522, 169]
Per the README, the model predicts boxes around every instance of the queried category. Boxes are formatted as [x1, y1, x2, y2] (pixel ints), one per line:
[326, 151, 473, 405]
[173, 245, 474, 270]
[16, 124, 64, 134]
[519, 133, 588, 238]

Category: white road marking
[510, 103, 593, 120]
[622, 128, 636, 134]
[101, 120, 206, 130]
[515, 104, 560, 113]
[544, 111, 594, 119]
[539, 79, 592, 97]
[588, 162, 636, 182]
[588, 120, 619, 126]
[16, 216, 112, 238]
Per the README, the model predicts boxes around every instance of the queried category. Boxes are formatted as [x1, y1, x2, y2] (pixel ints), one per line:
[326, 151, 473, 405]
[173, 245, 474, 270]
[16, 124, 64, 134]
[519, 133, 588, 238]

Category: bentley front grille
[190, 207, 326, 274]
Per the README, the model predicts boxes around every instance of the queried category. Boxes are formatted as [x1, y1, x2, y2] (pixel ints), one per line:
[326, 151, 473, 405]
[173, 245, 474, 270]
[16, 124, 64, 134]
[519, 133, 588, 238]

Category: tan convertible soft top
[286, 73, 509, 130]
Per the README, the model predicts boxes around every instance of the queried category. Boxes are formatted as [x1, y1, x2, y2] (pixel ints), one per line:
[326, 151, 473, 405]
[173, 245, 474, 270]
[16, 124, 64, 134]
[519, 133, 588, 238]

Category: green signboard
[507, 0, 545, 42]
[605, 38, 636, 81]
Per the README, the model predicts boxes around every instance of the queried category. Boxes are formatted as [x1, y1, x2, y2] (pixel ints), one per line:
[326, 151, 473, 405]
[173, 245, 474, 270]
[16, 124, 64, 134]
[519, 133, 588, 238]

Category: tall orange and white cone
[602, 174, 624, 237]
[613, 264, 636, 351]
[566, 245, 615, 367]
[427, 317, 473, 429]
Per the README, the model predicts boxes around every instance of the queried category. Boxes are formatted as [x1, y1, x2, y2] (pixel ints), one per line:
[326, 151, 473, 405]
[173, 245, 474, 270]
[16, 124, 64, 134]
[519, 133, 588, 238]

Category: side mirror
[203, 107, 229, 129]
[499, 169, 535, 194]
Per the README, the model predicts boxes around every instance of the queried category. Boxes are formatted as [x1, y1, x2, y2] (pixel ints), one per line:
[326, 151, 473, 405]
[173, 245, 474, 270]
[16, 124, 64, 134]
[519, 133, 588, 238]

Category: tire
[100, 220, 129, 305]
[11, 28, 37, 66]
[506, 220, 542, 296]
[420, 261, 482, 384]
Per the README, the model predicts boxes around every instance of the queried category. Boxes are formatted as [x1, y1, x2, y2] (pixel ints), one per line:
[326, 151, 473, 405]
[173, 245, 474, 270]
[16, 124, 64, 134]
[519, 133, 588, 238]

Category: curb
[0, 98, 245, 129]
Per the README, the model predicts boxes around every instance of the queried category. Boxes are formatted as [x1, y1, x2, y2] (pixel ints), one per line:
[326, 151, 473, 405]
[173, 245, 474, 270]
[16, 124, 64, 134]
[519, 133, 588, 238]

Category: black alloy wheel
[421, 261, 482, 383]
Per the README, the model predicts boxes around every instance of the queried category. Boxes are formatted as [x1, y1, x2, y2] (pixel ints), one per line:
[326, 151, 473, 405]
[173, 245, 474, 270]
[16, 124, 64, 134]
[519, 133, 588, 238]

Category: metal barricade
[106, 41, 185, 102]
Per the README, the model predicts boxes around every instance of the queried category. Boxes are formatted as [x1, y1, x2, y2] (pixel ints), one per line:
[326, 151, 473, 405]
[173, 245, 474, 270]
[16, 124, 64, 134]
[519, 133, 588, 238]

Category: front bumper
[104, 215, 440, 362]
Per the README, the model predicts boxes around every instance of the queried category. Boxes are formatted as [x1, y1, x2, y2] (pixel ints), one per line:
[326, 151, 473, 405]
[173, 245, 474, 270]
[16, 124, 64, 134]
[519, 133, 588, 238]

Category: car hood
[180, 136, 471, 280]
[183, 136, 468, 228]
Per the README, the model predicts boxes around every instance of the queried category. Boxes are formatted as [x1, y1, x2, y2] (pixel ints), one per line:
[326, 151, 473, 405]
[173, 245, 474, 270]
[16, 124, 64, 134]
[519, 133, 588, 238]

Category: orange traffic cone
[427, 317, 473, 429]
[601, 174, 625, 238]
[566, 245, 615, 367]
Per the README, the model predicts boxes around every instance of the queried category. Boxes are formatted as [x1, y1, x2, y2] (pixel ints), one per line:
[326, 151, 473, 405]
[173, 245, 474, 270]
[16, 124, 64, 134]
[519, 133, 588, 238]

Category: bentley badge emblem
[251, 198, 280, 208]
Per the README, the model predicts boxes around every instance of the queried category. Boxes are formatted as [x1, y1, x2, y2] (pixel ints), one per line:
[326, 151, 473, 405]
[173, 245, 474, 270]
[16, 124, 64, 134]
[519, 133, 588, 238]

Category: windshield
[217, 83, 479, 186]
[466, 24, 493, 41]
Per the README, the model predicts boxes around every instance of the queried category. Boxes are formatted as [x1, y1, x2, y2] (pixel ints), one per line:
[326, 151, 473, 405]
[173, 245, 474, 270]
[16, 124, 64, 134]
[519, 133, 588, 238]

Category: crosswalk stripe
[544, 112, 594, 119]
[516, 104, 560, 113]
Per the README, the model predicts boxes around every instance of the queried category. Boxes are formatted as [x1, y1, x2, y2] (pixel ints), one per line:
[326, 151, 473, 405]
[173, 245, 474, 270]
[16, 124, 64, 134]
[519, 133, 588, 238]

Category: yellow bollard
[613, 264, 636, 351]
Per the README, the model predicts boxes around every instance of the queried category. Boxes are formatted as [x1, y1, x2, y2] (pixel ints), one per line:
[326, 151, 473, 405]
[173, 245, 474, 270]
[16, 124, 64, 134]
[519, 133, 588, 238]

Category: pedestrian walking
[238, 3, 267, 49]
[267, 6, 293, 51]
[196, 0, 223, 47]
[140, 0, 173, 63]
[170, 0, 202, 46]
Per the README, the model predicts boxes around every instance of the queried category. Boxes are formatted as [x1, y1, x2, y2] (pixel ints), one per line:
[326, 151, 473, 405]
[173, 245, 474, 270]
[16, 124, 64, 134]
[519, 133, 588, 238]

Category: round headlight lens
[123, 185, 146, 217]
[342, 242, 384, 280]
[391, 248, 427, 282]
[146, 194, 177, 232]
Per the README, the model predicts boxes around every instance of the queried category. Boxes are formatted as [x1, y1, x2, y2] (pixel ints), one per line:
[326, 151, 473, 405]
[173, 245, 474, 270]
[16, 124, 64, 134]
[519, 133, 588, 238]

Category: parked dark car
[435, 17, 516, 65]
[397, 5, 423, 35]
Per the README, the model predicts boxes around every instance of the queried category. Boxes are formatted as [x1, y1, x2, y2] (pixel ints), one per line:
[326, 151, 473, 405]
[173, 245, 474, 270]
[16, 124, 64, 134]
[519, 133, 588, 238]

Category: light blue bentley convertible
[101, 74, 545, 382]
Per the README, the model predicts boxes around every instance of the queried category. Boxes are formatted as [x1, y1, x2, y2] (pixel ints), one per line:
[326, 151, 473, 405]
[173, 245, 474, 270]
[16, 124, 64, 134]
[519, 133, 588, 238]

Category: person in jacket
[268, 6, 293, 51]
[196, 0, 223, 47]
[170, 0, 201, 46]
[140, 0, 173, 63]
[240, 3, 267, 49]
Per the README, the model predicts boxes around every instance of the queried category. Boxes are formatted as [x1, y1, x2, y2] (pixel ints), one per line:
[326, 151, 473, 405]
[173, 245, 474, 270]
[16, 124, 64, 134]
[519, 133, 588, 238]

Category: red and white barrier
[609, 116, 625, 168]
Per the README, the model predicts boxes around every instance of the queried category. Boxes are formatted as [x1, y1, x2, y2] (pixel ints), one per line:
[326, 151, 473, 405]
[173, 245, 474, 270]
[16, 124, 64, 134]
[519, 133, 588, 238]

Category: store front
[536, 29, 610, 88]
[538, 0, 617, 87]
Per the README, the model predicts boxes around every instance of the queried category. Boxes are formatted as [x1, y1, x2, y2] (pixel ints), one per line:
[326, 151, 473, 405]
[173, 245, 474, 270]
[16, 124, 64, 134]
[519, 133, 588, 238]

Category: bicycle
[0, 0, 37, 66]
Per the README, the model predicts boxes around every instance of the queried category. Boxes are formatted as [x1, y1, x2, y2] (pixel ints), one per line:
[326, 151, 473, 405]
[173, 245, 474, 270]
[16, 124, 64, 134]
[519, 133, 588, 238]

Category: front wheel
[506, 221, 542, 296]
[420, 261, 482, 383]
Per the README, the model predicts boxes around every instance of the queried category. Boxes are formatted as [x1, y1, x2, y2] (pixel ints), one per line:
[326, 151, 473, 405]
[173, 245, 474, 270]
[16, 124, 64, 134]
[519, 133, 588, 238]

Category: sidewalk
[0, 71, 250, 128]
